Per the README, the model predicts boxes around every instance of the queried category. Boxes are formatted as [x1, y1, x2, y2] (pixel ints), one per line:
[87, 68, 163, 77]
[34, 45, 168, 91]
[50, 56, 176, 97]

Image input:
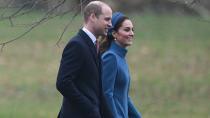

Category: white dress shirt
[82, 27, 97, 45]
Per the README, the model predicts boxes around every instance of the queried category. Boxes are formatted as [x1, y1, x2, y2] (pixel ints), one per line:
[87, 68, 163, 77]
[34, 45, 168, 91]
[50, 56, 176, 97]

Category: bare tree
[0, 0, 92, 52]
[113, 0, 210, 28]
[0, 0, 209, 52]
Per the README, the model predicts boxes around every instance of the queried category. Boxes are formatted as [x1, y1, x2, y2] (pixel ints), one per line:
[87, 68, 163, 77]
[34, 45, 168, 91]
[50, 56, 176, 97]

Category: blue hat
[111, 12, 125, 28]
[108, 12, 125, 39]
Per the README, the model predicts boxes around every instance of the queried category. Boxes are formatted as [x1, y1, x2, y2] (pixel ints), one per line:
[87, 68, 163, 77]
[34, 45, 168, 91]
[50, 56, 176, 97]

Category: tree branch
[170, 0, 210, 23]
[1, 0, 43, 21]
[56, 10, 80, 47]
[0, 0, 16, 19]
[0, 0, 67, 47]
[56, 0, 91, 47]
[0, 0, 91, 49]
[1, 0, 34, 20]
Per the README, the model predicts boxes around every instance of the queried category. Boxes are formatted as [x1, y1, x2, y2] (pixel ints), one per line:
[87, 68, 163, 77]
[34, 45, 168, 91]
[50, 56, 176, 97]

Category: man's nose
[108, 21, 112, 28]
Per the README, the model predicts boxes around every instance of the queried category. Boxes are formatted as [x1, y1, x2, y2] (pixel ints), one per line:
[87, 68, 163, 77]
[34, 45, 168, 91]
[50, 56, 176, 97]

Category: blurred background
[0, 0, 210, 118]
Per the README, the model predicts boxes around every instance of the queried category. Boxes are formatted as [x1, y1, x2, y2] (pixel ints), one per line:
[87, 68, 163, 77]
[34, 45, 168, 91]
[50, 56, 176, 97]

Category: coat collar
[78, 29, 100, 67]
[110, 41, 127, 58]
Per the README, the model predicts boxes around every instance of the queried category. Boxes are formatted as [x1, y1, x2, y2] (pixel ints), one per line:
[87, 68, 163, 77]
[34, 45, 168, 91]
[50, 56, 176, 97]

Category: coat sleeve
[101, 53, 121, 118]
[128, 96, 142, 118]
[56, 41, 99, 116]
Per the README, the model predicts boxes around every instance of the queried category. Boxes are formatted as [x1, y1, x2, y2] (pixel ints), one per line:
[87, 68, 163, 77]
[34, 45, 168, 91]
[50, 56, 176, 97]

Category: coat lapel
[78, 29, 100, 68]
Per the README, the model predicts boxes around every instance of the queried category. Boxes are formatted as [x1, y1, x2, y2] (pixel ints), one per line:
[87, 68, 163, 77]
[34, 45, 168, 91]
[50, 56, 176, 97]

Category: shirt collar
[82, 27, 97, 44]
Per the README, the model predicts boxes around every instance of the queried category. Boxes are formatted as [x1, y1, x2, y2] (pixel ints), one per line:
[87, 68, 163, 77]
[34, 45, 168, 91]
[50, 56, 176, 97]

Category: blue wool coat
[101, 41, 142, 118]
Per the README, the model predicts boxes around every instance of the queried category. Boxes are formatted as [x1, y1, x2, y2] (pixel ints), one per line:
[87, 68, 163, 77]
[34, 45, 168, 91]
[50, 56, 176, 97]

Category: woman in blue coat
[100, 12, 142, 118]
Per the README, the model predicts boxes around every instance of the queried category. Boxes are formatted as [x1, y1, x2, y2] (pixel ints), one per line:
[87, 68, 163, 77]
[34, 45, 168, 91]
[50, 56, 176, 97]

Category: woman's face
[114, 19, 134, 47]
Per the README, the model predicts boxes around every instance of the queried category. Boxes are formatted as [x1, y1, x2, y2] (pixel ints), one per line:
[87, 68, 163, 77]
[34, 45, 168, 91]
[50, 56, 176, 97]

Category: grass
[0, 12, 210, 118]
[129, 13, 210, 118]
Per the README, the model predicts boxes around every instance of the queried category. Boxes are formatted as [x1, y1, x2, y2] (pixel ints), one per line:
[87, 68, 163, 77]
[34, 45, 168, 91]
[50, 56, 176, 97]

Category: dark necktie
[95, 40, 99, 54]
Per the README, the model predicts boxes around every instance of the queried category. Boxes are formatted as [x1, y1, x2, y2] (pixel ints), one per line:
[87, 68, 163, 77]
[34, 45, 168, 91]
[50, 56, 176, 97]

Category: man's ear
[89, 13, 97, 22]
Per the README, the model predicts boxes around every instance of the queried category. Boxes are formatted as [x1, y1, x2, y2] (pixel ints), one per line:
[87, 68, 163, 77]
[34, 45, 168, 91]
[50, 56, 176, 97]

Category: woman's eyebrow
[123, 26, 133, 29]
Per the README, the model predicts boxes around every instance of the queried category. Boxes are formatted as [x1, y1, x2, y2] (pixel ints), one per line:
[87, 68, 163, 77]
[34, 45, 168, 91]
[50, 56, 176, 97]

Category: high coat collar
[110, 41, 127, 58]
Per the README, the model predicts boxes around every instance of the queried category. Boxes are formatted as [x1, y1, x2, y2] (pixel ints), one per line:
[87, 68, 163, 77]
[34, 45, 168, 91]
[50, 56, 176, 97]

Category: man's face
[94, 5, 112, 37]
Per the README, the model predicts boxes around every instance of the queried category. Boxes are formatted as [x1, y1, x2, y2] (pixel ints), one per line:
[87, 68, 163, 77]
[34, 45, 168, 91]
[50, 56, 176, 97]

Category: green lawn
[0, 12, 210, 118]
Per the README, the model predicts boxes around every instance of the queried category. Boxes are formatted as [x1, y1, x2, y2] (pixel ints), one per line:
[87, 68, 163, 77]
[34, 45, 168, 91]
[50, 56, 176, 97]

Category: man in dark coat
[56, 1, 113, 118]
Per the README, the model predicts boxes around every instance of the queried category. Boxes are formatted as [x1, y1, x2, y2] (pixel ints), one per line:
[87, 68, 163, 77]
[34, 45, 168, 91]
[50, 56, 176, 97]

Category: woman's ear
[112, 31, 117, 39]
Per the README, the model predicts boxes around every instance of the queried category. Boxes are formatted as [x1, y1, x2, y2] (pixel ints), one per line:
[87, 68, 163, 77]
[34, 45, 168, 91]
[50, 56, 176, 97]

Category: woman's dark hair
[100, 16, 129, 53]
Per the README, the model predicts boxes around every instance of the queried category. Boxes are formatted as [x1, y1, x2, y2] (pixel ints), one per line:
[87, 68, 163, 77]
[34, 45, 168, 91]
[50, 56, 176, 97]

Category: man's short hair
[83, 1, 104, 22]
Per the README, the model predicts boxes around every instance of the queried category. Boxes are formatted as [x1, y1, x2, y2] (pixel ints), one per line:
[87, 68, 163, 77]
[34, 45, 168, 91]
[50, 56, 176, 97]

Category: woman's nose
[130, 30, 134, 36]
